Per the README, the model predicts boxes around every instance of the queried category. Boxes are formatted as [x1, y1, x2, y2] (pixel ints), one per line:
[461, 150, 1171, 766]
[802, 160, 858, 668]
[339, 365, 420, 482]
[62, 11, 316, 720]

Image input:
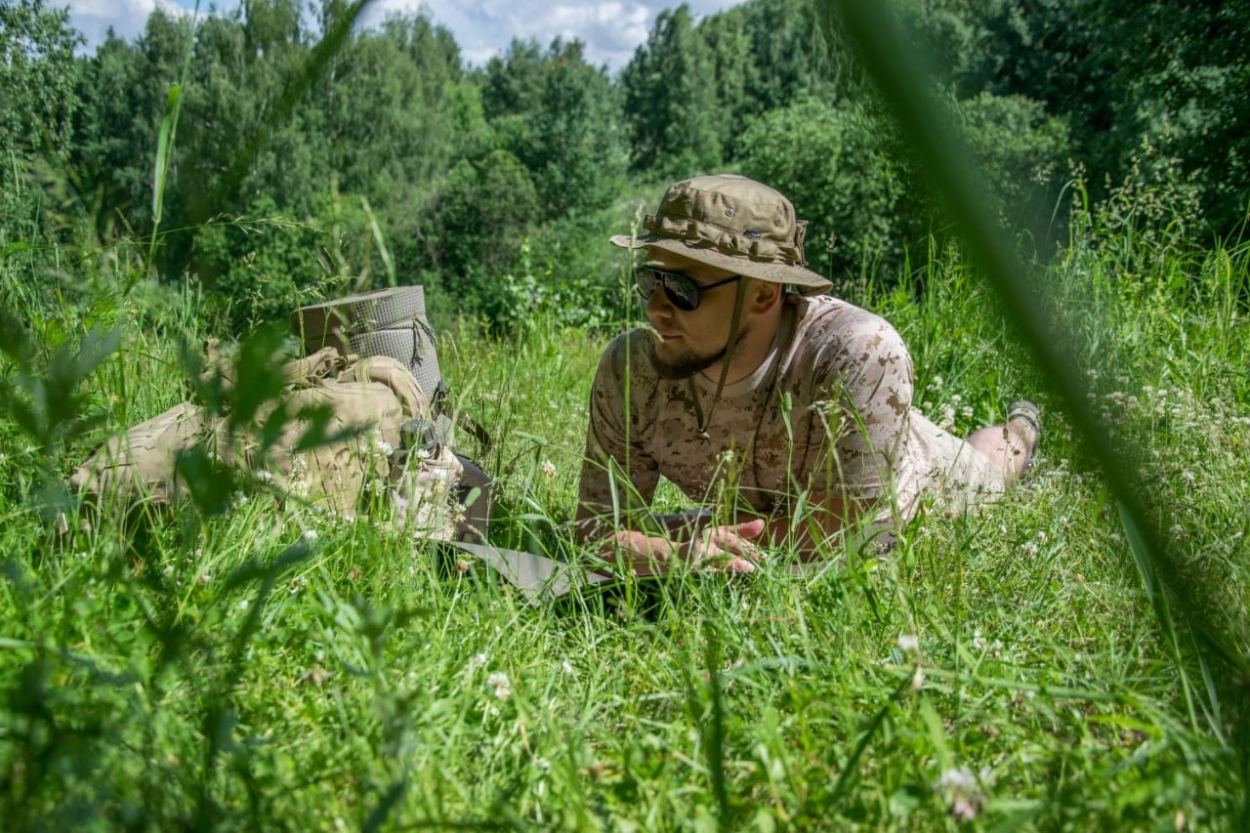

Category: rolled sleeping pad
[291, 287, 443, 399]
[348, 323, 442, 405]
[291, 287, 428, 347]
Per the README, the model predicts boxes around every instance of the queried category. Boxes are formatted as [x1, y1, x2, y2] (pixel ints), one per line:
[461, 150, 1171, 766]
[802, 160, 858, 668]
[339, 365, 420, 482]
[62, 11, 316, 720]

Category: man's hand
[608, 518, 766, 576]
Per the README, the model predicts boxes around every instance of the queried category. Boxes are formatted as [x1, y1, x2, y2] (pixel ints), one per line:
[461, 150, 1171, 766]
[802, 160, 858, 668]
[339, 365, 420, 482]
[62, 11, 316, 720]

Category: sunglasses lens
[663, 272, 700, 311]
[636, 268, 704, 311]
[635, 268, 656, 300]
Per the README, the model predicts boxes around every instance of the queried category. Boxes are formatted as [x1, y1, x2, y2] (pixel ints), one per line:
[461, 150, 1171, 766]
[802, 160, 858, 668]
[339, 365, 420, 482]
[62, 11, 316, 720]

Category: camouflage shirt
[577, 295, 1004, 529]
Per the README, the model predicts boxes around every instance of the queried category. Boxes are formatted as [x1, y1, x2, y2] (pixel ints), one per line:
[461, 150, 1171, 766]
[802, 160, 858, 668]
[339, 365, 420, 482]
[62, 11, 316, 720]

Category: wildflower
[910, 666, 925, 693]
[256, 469, 274, 483]
[897, 633, 920, 653]
[1180, 470, 1196, 486]
[239, 599, 250, 610]
[561, 660, 576, 675]
[374, 437, 394, 457]
[302, 529, 318, 541]
[539, 459, 557, 478]
[937, 767, 985, 822]
[487, 671, 512, 700]
[468, 652, 489, 670]
[972, 629, 986, 651]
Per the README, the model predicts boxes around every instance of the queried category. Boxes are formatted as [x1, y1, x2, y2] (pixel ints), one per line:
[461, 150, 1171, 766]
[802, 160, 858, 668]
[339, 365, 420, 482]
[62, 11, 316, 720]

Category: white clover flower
[375, 438, 394, 457]
[468, 652, 489, 670]
[972, 629, 986, 651]
[910, 666, 925, 693]
[938, 768, 976, 792]
[487, 671, 511, 700]
[561, 660, 576, 675]
[255, 469, 274, 483]
[897, 633, 920, 653]
[1181, 470, 1196, 486]
[937, 767, 985, 823]
[239, 599, 250, 610]
[539, 459, 557, 478]
[302, 529, 318, 541]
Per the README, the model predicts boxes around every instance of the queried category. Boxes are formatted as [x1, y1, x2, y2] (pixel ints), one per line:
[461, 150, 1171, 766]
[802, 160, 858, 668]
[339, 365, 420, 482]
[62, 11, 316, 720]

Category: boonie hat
[610, 174, 831, 294]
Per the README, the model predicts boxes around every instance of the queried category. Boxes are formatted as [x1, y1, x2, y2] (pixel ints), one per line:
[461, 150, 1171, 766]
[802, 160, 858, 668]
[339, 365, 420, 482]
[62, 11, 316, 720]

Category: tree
[1, 0, 84, 241]
[0, 0, 83, 161]
[620, 5, 722, 177]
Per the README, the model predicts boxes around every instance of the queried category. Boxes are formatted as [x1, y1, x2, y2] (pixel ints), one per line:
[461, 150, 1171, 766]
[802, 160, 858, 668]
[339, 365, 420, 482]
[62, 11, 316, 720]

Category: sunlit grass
[0, 226, 1247, 829]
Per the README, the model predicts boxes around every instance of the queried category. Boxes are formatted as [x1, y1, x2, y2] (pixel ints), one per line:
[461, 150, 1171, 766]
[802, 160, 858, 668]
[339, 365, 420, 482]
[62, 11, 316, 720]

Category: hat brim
[610, 234, 831, 294]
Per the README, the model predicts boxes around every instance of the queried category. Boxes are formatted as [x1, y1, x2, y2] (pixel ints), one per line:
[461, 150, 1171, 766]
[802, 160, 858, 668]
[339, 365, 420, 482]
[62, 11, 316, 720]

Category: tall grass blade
[821, 0, 1245, 730]
[702, 624, 731, 829]
[141, 2, 198, 286]
[149, 83, 182, 249]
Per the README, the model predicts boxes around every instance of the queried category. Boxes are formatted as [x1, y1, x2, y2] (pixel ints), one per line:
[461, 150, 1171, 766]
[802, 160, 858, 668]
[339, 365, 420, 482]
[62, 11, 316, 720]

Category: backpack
[290, 287, 493, 539]
[71, 346, 465, 541]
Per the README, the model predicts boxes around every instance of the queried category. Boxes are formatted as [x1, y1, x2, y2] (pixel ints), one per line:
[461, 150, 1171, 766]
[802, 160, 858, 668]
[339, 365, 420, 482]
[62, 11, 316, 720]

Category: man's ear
[749, 278, 783, 311]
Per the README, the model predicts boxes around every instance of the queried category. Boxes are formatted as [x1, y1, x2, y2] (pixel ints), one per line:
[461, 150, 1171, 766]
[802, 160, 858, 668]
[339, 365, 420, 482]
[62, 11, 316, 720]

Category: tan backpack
[71, 345, 463, 540]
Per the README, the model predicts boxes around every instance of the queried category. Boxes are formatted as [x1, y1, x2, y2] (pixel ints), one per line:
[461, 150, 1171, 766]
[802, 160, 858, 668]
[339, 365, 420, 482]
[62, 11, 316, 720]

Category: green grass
[0, 224, 1248, 830]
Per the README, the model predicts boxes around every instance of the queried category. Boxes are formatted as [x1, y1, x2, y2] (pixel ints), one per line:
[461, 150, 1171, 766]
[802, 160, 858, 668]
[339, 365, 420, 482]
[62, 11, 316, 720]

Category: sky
[59, 0, 747, 70]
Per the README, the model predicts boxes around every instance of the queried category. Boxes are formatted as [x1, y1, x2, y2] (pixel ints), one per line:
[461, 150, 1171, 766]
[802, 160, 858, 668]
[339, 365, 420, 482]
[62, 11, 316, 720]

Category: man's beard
[645, 327, 747, 380]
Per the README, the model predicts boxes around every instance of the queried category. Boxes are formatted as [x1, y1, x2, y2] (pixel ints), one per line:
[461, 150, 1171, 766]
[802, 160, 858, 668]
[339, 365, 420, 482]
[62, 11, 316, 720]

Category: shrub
[191, 194, 360, 333]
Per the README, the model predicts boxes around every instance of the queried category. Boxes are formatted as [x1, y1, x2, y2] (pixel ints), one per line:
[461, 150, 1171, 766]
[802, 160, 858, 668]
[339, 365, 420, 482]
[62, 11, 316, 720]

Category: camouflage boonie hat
[610, 174, 831, 294]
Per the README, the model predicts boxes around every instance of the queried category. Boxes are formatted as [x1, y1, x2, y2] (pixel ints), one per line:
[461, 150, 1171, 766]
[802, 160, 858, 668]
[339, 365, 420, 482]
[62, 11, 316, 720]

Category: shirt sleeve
[576, 334, 661, 524]
[804, 319, 914, 504]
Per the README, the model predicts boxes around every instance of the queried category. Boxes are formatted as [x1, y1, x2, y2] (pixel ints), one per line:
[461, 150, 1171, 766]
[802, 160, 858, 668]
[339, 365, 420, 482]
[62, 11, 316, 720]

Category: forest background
[4, 0, 1247, 334]
[3, 0, 1250, 830]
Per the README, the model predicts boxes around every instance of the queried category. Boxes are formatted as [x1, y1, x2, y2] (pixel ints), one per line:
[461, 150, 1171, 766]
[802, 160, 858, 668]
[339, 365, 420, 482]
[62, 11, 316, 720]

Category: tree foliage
[1, 0, 1248, 332]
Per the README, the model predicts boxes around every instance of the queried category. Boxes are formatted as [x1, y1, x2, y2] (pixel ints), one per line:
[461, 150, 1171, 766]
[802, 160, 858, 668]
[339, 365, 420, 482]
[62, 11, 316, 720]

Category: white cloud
[63, 0, 748, 70]
[62, 0, 191, 48]
[372, 0, 747, 70]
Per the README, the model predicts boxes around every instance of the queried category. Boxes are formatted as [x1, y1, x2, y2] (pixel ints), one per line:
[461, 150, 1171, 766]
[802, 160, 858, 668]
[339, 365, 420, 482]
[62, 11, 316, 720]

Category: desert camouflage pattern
[578, 295, 1006, 534]
[72, 347, 462, 540]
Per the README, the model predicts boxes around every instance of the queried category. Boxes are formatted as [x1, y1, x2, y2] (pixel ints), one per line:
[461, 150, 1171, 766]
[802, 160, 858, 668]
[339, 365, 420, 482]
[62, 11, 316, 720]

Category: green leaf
[152, 83, 183, 225]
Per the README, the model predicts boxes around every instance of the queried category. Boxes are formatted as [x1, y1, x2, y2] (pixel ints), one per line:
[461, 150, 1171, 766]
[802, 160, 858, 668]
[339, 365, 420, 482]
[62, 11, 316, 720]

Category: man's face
[640, 249, 746, 380]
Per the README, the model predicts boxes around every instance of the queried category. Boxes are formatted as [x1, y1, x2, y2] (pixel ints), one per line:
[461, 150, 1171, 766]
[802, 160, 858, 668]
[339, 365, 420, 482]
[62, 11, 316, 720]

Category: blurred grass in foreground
[1, 203, 1247, 827]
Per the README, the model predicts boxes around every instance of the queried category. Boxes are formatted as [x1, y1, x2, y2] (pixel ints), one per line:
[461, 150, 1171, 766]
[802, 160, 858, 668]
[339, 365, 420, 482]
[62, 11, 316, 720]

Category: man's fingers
[733, 518, 767, 539]
[706, 527, 764, 559]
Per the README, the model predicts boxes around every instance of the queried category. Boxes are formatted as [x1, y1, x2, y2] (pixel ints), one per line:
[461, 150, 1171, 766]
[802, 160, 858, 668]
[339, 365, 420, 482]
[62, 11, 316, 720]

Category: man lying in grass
[575, 174, 1039, 574]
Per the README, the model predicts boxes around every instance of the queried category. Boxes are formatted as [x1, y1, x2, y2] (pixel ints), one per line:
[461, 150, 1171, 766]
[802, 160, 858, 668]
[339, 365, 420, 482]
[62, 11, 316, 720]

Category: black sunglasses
[635, 267, 741, 312]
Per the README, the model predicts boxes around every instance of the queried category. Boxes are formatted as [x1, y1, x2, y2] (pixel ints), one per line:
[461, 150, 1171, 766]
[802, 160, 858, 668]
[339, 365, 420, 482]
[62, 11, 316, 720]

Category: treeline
[2, 0, 1246, 332]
